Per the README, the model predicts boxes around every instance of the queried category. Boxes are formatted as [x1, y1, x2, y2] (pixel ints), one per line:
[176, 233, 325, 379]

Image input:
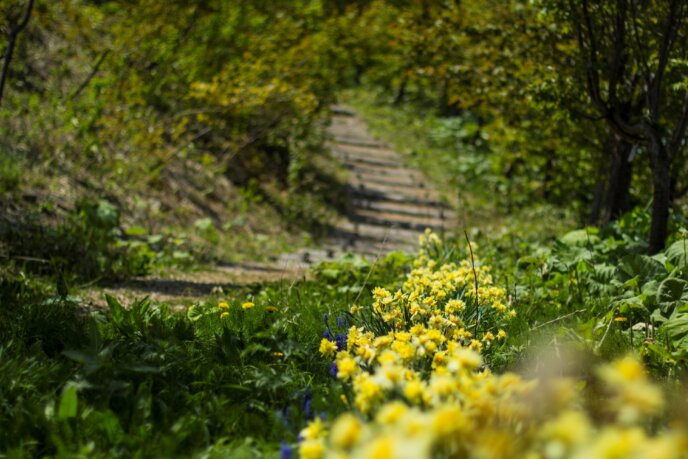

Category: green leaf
[125, 226, 147, 237]
[172, 251, 191, 260]
[665, 239, 688, 268]
[147, 234, 164, 244]
[186, 304, 207, 322]
[105, 294, 125, 323]
[560, 228, 599, 246]
[93, 200, 120, 229]
[58, 385, 78, 419]
[194, 217, 213, 231]
[617, 254, 665, 284]
[657, 277, 688, 305]
[320, 268, 340, 279]
[663, 313, 688, 341]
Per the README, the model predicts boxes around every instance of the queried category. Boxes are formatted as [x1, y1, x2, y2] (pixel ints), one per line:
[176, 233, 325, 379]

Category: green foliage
[474, 209, 688, 374]
[0, 199, 194, 285]
[0, 152, 22, 193]
[313, 251, 412, 296]
[0, 274, 358, 456]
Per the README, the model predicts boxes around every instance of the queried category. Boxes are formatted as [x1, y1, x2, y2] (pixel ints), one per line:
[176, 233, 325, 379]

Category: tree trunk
[601, 139, 633, 224]
[589, 160, 606, 225]
[648, 135, 671, 253]
[393, 77, 407, 105]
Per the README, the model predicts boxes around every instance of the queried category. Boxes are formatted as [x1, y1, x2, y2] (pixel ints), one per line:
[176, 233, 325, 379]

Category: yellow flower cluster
[318, 233, 512, 415]
[304, 232, 687, 459]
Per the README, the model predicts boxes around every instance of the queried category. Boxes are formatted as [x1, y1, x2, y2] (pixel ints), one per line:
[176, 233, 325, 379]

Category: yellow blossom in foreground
[299, 439, 324, 459]
[266, 305, 278, 313]
[336, 354, 358, 380]
[330, 413, 363, 450]
[314, 232, 687, 459]
[219, 312, 229, 320]
[241, 301, 255, 310]
[217, 302, 229, 309]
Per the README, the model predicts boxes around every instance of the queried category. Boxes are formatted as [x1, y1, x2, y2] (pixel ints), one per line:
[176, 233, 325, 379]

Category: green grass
[0, 283, 337, 457]
[0, 247, 417, 457]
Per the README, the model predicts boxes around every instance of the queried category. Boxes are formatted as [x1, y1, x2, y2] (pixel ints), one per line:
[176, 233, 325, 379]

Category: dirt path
[278, 105, 456, 265]
[86, 106, 456, 305]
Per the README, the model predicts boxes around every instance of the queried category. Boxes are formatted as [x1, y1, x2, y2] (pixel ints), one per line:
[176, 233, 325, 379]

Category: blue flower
[303, 391, 313, 420]
[322, 329, 334, 341]
[280, 441, 293, 459]
[329, 362, 338, 378]
[335, 333, 347, 351]
[337, 315, 347, 329]
[323, 312, 329, 324]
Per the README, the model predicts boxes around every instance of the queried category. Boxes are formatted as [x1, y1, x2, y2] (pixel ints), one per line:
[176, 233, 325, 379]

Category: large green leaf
[560, 228, 600, 246]
[617, 254, 665, 284]
[665, 239, 688, 268]
[57, 385, 78, 419]
[657, 277, 688, 306]
[663, 313, 688, 347]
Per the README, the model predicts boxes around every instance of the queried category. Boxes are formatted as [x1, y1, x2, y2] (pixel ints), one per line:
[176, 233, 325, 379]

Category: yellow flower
[241, 301, 255, 310]
[337, 355, 358, 380]
[218, 302, 229, 309]
[431, 405, 466, 438]
[468, 339, 483, 351]
[220, 312, 229, 319]
[299, 439, 324, 459]
[376, 401, 408, 425]
[300, 417, 327, 440]
[542, 410, 591, 448]
[363, 435, 394, 459]
[598, 356, 646, 384]
[266, 305, 278, 313]
[319, 338, 337, 357]
[272, 351, 284, 358]
[403, 379, 425, 404]
[331, 413, 363, 450]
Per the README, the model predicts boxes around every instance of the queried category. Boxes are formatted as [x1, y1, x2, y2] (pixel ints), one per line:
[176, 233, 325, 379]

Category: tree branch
[0, 0, 34, 105]
[70, 50, 110, 100]
[648, 0, 682, 120]
[669, 91, 688, 156]
[608, 0, 628, 107]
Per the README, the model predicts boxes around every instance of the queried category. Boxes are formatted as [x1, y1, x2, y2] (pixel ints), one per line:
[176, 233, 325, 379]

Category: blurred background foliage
[2, 0, 687, 276]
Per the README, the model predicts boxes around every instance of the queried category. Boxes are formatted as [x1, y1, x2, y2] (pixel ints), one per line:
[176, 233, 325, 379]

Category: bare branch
[0, 0, 35, 105]
[608, 0, 628, 106]
[70, 50, 111, 100]
[648, 0, 682, 120]
[669, 91, 688, 156]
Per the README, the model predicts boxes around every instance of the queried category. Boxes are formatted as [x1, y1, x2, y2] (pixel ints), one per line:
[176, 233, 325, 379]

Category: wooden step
[352, 199, 455, 219]
[351, 208, 447, 228]
[348, 187, 450, 208]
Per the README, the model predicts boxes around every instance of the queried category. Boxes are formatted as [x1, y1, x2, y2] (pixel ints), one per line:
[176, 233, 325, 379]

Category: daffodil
[319, 338, 337, 357]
